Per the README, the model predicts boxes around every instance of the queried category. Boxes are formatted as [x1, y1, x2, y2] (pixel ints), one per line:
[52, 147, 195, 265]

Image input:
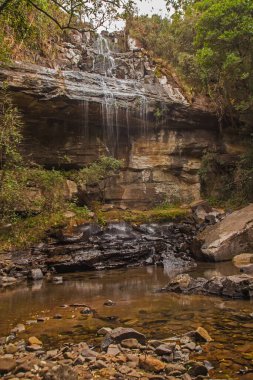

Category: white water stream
[82, 35, 149, 155]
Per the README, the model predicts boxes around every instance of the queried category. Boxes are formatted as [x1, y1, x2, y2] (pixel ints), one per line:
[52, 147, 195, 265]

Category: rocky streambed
[0, 324, 215, 380]
[1, 266, 253, 379]
[1, 204, 253, 379]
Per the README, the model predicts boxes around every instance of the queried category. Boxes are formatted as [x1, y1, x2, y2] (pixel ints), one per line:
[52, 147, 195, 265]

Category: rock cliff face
[0, 31, 221, 208]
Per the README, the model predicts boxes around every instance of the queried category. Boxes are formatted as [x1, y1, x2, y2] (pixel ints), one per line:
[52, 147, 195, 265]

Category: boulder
[101, 327, 146, 351]
[29, 269, 43, 281]
[192, 204, 253, 261]
[222, 274, 253, 298]
[163, 273, 253, 299]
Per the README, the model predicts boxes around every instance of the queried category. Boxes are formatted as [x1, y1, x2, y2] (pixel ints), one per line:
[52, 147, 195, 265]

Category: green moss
[0, 205, 90, 253]
[97, 206, 189, 224]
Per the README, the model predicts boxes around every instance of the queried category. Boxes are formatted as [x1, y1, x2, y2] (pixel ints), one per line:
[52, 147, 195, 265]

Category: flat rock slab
[192, 204, 253, 261]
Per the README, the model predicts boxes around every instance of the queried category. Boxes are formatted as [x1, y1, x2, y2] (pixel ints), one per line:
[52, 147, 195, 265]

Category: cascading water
[93, 34, 149, 155]
[96, 35, 119, 155]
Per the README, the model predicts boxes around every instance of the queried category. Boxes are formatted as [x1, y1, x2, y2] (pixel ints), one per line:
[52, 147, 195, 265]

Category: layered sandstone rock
[0, 32, 221, 207]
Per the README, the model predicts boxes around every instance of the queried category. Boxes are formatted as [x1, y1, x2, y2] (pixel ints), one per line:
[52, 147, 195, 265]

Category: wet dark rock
[52, 276, 63, 284]
[80, 307, 93, 315]
[240, 264, 253, 274]
[187, 362, 208, 377]
[6, 220, 200, 280]
[53, 314, 63, 320]
[103, 299, 116, 306]
[163, 273, 253, 299]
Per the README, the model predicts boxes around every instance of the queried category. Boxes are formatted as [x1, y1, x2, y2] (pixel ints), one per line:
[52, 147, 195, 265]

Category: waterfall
[96, 35, 119, 155]
[84, 34, 150, 156]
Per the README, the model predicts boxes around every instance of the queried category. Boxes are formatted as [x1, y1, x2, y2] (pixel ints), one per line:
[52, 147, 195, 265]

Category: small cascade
[96, 35, 119, 155]
[81, 34, 151, 155]
[81, 100, 89, 140]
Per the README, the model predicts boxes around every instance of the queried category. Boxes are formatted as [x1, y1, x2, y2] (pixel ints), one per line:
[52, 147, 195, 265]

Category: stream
[0, 263, 253, 379]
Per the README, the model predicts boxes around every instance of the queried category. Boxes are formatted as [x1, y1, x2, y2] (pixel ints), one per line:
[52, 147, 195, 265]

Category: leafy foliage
[0, 84, 23, 171]
[129, 0, 253, 127]
[0, 0, 135, 62]
[199, 146, 253, 207]
[0, 0, 134, 32]
[73, 155, 122, 186]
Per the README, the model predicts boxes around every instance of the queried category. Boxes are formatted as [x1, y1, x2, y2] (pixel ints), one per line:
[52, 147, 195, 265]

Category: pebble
[28, 337, 42, 346]
[0, 325, 214, 380]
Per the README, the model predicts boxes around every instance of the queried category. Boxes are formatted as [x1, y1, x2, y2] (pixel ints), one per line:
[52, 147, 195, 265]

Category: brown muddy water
[0, 263, 253, 379]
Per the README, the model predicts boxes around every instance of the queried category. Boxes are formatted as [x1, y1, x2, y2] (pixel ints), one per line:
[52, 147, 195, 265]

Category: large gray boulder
[192, 204, 253, 261]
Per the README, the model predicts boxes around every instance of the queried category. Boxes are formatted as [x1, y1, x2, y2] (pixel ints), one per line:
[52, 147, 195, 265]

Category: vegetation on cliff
[129, 0, 253, 129]
[0, 0, 133, 62]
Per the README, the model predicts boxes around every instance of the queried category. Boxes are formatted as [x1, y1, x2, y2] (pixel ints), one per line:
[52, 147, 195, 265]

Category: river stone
[28, 336, 42, 346]
[0, 358, 16, 374]
[188, 362, 208, 377]
[29, 269, 43, 281]
[192, 204, 253, 261]
[80, 348, 98, 358]
[121, 338, 139, 349]
[233, 253, 253, 267]
[194, 327, 212, 342]
[103, 299, 115, 306]
[52, 276, 63, 284]
[0, 276, 17, 286]
[51, 364, 77, 380]
[240, 264, 253, 274]
[11, 323, 26, 333]
[101, 327, 146, 351]
[222, 274, 253, 298]
[5, 344, 18, 354]
[27, 344, 43, 352]
[107, 344, 121, 356]
[139, 355, 166, 373]
[155, 343, 175, 355]
[97, 327, 112, 336]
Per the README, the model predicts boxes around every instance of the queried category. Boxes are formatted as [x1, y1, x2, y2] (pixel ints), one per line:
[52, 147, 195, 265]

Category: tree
[0, 84, 23, 174]
[194, 0, 253, 118]
[0, 0, 135, 32]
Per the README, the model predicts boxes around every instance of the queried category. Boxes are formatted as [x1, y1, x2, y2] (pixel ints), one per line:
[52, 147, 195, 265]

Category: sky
[104, 0, 169, 32]
[136, 0, 168, 17]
